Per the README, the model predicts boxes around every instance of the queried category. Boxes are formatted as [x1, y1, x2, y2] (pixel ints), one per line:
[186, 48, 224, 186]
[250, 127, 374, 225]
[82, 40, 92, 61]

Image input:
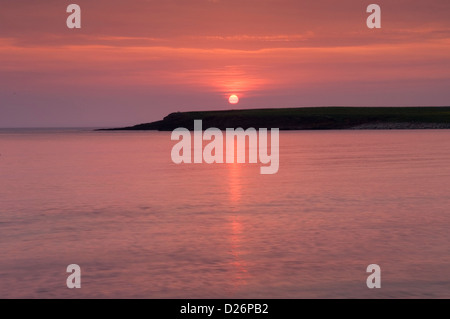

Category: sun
[228, 94, 239, 105]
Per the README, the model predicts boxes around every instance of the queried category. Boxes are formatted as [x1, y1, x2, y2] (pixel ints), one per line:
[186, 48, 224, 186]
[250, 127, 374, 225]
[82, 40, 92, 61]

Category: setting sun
[228, 94, 239, 104]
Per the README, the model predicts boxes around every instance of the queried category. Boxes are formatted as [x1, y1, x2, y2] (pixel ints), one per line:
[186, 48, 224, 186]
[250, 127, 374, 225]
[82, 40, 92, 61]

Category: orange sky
[1, 0, 450, 127]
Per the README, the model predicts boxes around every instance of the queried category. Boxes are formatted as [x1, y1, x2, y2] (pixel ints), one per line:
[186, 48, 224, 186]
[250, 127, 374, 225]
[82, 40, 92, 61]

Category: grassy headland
[100, 107, 450, 131]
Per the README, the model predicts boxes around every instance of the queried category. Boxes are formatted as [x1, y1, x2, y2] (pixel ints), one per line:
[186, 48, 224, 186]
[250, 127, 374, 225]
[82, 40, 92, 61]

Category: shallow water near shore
[1, 129, 449, 298]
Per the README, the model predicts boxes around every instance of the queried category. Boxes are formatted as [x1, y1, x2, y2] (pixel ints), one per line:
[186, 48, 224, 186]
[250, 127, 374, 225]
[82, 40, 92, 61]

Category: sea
[0, 128, 449, 298]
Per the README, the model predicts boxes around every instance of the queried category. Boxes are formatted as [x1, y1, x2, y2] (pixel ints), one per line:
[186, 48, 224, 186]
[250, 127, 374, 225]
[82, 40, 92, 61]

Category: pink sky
[1, 0, 450, 127]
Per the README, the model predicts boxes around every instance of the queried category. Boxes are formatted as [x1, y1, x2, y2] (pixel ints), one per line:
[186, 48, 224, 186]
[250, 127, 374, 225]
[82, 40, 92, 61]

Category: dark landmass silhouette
[99, 107, 450, 131]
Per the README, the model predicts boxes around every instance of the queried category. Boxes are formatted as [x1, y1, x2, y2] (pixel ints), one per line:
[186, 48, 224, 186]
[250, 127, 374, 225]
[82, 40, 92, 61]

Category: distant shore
[98, 107, 450, 131]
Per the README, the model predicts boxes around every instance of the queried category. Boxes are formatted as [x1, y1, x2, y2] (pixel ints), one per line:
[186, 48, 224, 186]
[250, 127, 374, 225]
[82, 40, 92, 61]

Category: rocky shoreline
[350, 122, 450, 129]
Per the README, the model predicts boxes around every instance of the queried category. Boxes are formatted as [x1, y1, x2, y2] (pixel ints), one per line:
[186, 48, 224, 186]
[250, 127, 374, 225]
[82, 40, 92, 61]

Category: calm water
[0, 129, 449, 298]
